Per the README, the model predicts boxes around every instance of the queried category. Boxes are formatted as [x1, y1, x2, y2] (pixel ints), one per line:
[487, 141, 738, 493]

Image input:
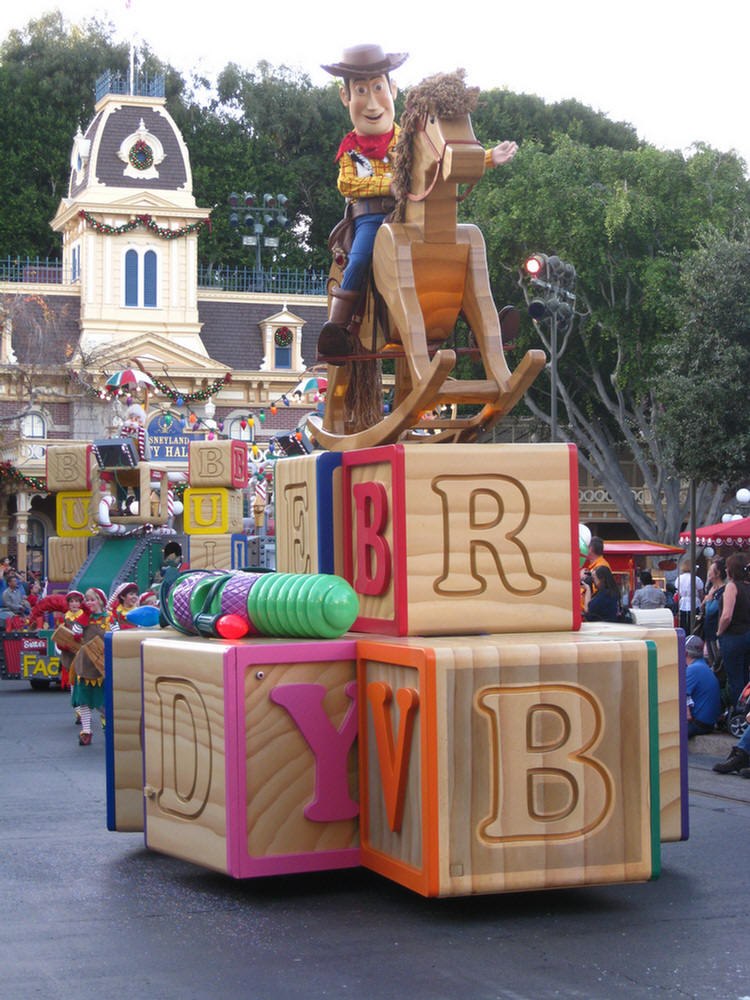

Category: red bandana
[336, 128, 395, 163]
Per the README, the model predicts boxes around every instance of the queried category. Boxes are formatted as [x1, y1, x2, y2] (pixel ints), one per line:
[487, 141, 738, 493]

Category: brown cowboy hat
[321, 44, 408, 79]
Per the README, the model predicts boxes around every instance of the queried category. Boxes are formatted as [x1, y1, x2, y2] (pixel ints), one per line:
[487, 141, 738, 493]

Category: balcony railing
[0, 257, 327, 297]
[95, 70, 165, 102]
[0, 257, 68, 284]
[197, 265, 327, 296]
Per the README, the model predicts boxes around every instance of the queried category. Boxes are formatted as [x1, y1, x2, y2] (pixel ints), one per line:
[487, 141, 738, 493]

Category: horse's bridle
[405, 112, 482, 204]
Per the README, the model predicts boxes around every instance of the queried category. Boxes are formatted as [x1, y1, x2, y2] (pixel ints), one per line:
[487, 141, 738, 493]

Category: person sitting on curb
[685, 634, 721, 738]
[713, 717, 750, 776]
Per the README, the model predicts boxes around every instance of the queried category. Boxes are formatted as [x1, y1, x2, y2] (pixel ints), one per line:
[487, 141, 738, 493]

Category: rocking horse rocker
[309, 66, 546, 451]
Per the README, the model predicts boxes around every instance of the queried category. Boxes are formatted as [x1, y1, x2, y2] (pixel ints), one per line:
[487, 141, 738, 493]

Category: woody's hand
[489, 140, 518, 166]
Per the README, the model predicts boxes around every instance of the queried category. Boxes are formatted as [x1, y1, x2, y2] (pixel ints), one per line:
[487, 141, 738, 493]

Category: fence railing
[0, 257, 68, 285]
[197, 265, 327, 296]
[0, 257, 327, 297]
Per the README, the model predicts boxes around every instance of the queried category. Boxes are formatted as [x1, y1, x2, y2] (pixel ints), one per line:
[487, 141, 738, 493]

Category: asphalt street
[2, 679, 750, 1000]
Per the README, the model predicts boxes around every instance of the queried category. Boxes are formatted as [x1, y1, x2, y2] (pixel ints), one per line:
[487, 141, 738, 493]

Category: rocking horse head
[392, 70, 486, 221]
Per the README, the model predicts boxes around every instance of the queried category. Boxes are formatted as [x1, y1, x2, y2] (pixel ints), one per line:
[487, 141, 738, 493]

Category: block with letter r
[342, 443, 581, 636]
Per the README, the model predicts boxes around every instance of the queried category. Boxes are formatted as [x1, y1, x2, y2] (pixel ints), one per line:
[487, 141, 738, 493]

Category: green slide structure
[72, 536, 163, 596]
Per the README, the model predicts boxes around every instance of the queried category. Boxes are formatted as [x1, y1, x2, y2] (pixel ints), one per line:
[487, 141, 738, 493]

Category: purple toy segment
[220, 573, 263, 636]
[171, 575, 200, 633]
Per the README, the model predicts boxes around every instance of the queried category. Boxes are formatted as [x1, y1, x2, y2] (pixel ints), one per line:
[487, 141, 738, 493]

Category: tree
[654, 225, 750, 487]
[467, 133, 750, 542]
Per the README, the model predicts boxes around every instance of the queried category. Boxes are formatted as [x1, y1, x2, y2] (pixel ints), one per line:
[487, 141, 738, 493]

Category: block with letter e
[357, 634, 660, 896]
[142, 636, 360, 877]
[342, 443, 580, 635]
[274, 451, 343, 575]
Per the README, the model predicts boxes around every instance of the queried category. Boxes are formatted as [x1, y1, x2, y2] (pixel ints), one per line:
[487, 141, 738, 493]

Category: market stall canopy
[603, 540, 686, 558]
[679, 518, 750, 548]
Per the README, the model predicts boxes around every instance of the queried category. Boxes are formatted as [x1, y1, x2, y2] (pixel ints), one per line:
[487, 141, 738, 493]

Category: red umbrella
[679, 517, 750, 547]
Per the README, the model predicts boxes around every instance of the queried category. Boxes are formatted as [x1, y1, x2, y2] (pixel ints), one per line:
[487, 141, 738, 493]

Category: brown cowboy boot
[317, 288, 360, 365]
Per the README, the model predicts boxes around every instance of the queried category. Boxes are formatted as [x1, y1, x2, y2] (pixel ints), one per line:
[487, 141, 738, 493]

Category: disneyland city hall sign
[147, 414, 204, 461]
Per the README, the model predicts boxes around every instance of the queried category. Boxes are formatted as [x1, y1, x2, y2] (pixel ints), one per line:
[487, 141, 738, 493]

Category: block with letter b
[189, 440, 248, 488]
[357, 634, 660, 896]
[342, 443, 580, 635]
[46, 444, 93, 492]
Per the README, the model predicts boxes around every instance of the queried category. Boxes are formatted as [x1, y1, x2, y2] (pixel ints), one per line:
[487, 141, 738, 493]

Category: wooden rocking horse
[308, 71, 546, 451]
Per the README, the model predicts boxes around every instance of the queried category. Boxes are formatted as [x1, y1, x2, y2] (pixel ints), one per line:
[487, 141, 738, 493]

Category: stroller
[725, 679, 750, 739]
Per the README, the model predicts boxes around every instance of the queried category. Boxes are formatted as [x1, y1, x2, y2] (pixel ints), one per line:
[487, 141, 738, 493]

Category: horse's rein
[405, 113, 480, 203]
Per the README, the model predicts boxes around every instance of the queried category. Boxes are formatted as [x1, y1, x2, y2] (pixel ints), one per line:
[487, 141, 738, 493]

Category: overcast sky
[3, 1, 748, 168]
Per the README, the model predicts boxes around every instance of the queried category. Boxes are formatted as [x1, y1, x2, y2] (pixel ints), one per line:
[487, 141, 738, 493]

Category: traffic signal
[524, 253, 548, 279]
[557, 302, 574, 334]
[229, 212, 239, 229]
[244, 192, 255, 207]
[228, 192, 239, 208]
[244, 213, 254, 231]
[528, 299, 547, 320]
[263, 193, 276, 209]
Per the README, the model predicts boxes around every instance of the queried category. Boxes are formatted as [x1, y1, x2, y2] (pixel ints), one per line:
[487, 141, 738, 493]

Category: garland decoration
[68, 369, 110, 400]
[0, 461, 47, 492]
[78, 210, 211, 238]
[274, 326, 293, 347]
[149, 372, 231, 403]
[128, 139, 154, 171]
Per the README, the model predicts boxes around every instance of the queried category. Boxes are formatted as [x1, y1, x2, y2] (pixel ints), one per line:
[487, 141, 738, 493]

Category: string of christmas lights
[0, 461, 47, 492]
[149, 373, 231, 403]
[78, 210, 211, 239]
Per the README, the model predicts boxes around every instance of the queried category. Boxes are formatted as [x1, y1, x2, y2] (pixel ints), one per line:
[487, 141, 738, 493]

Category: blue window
[275, 346, 291, 369]
[124, 247, 158, 308]
[144, 250, 157, 307]
[125, 249, 139, 306]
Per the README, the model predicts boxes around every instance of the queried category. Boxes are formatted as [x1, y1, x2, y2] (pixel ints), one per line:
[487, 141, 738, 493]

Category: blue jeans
[736, 726, 750, 755]
[719, 631, 750, 707]
[340, 213, 386, 291]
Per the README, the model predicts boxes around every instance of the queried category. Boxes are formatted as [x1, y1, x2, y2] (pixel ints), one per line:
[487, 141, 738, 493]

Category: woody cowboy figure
[318, 43, 520, 362]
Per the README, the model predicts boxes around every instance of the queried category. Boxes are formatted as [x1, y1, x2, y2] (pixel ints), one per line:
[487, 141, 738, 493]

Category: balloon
[125, 605, 160, 627]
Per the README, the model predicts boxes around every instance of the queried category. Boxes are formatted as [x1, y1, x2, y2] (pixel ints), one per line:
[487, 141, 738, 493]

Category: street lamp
[523, 253, 577, 441]
[228, 191, 290, 272]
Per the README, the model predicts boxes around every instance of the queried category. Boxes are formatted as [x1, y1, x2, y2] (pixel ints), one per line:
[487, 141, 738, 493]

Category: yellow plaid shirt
[337, 126, 400, 201]
[337, 126, 495, 201]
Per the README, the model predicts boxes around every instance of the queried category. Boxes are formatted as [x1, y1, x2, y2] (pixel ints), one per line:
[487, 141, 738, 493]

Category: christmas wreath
[129, 139, 154, 171]
[274, 326, 293, 347]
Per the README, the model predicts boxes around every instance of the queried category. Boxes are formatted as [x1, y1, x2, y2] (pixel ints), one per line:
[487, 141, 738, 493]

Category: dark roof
[198, 299, 326, 370]
[71, 105, 189, 197]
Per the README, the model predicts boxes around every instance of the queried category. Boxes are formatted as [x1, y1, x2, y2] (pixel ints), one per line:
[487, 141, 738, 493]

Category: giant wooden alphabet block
[274, 451, 343, 575]
[141, 637, 360, 877]
[357, 635, 660, 897]
[342, 443, 580, 635]
[189, 439, 248, 488]
[104, 628, 203, 832]
[183, 487, 243, 535]
[56, 490, 96, 537]
[48, 536, 90, 582]
[46, 444, 93, 492]
[185, 534, 233, 570]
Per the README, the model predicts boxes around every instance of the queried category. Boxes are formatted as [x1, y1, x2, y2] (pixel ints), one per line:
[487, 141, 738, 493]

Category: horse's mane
[392, 69, 480, 221]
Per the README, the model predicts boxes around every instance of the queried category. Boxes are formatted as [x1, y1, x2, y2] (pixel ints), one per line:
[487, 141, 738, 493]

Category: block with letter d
[357, 634, 660, 896]
[342, 443, 580, 636]
[142, 637, 360, 877]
